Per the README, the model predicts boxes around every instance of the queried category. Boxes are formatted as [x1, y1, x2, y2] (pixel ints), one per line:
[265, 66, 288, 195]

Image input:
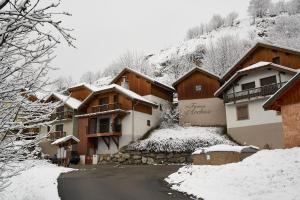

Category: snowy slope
[126, 126, 235, 152]
[166, 147, 300, 200]
[147, 18, 258, 66]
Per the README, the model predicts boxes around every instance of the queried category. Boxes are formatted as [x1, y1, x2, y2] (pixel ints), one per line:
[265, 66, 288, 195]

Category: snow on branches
[0, 0, 74, 190]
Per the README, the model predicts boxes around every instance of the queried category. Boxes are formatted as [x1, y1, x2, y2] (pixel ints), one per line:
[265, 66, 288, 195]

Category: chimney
[121, 76, 129, 89]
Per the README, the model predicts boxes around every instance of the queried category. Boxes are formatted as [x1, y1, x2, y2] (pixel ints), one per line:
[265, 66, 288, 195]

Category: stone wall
[98, 150, 193, 165]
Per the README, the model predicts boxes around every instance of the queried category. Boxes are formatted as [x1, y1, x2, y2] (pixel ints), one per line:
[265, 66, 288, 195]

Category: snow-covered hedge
[125, 126, 235, 153]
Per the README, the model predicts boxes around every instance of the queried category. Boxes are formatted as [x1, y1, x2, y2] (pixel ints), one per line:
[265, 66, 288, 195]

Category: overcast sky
[51, 0, 251, 81]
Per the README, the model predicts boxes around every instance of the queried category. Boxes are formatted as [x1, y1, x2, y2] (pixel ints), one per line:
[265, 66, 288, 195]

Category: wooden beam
[111, 136, 119, 148]
[102, 137, 110, 149]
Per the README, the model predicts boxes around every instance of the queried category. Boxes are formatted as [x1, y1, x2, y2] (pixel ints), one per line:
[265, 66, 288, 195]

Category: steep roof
[67, 83, 99, 92]
[215, 62, 297, 98]
[110, 67, 175, 92]
[46, 92, 82, 109]
[78, 84, 158, 110]
[223, 42, 300, 80]
[263, 72, 300, 111]
[172, 67, 220, 88]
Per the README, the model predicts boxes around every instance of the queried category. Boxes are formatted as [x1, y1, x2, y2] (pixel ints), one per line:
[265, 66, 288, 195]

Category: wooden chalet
[172, 67, 226, 126]
[263, 72, 300, 148]
[223, 42, 300, 81]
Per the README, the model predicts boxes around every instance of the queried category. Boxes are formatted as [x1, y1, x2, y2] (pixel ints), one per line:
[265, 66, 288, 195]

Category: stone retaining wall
[98, 151, 193, 165]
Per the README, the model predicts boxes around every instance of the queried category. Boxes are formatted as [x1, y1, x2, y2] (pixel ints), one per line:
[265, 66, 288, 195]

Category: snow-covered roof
[79, 84, 158, 110]
[192, 144, 259, 154]
[49, 92, 82, 109]
[110, 67, 175, 92]
[51, 135, 80, 145]
[95, 76, 113, 87]
[215, 62, 297, 97]
[223, 42, 300, 80]
[263, 72, 300, 110]
[172, 67, 220, 88]
[68, 83, 99, 92]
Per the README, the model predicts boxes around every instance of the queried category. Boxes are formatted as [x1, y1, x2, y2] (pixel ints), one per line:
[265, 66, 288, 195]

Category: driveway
[57, 164, 192, 200]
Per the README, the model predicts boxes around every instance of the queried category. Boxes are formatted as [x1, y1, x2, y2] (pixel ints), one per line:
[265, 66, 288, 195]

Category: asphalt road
[57, 165, 192, 200]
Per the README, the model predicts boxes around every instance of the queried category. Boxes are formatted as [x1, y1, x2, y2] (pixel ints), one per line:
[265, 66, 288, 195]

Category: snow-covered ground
[0, 160, 74, 200]
[126, 126, 235, 152]
[166, 148, 300, 200]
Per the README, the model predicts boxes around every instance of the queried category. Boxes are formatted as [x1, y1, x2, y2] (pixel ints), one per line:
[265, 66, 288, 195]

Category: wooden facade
[111, 68, 174, 102]
[173, 69, 221, 100]
[69, 86, 93, 101]
[224, 42, 300, 81]
[264, 73, 300, 148]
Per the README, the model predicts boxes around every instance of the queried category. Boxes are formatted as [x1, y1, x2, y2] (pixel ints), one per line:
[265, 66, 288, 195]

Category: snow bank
[1, 160, 74, 200]
[126, 126, 235, 152]
[166, 148, 300, 200]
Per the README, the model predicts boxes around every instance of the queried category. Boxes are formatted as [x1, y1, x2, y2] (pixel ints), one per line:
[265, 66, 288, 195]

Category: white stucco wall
[96, 110, 157, 154]
[143, 95, 171, 127]
[39, 119, 74, 135]
[225, 98, 282, 129]
[179, 98, 226, 126]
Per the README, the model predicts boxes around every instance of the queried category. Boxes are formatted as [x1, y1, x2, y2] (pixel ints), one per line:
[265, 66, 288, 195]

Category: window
[195, 85, 202, 92]
[272, 56, 280, 64]
[241, 82, 256, 90]
[236, 104, 249, 121]
[260, 76, 277, 86]
[159, 104, 163, 111]
[147, 120, 151, 126]
[55, 124, 64, 132]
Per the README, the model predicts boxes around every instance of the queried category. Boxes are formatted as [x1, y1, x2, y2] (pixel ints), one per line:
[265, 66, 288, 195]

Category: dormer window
[272, 56, 280, 64]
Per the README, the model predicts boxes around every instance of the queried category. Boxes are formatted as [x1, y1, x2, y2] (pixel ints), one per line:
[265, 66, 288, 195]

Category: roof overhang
[110, 67, 175, 92]
[263, 72, 300, 111]
[215, 62, 297, 98]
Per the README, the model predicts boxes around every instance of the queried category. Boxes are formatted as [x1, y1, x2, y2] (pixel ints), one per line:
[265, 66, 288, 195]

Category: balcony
[48, 131, 66, 141]
[86, 123, 122, 137]
[50, 111, 73, 120]
[224, 82, 286, 103]
[91, 103, 121, 113]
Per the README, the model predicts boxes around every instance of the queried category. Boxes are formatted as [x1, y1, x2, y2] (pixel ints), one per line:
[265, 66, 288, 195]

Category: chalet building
[215, 62, 297, 148]
[223, 42, 300, 81]
[39, 92, 82, 155]
[172, 67, 226, 126]
[76, 68, 175, 156]
[263, 72, 300, 148]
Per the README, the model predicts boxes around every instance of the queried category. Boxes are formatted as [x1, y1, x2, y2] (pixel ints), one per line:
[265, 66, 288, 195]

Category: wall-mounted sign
[182, 103, 211, 115]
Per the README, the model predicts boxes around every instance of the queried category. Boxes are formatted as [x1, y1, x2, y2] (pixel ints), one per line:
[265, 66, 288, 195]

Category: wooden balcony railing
[48, 131, 66, 141]
[91, 103, 121, 113]
[224, 82, 286, 103]
[86, 123, 122, 135]
[50, 111, 73, 120]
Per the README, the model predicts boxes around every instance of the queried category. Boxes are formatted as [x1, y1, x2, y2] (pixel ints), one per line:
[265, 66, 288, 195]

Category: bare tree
[202, 36, 252, 76]
[80, 71, 97, 84]
[225, 12, 239, 27]
[0, 0, 74, 190]
[103, 50, 154, 78]
[52, 76, 76, 92]
[248, 0, 271, 19]
[208, 14, 224, 31]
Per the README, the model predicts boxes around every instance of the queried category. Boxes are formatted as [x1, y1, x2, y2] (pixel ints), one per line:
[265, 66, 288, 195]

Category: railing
[224, 82, 286, 103]
[50, 111, 73, 120]
[87, 123, 122, 135]
[48, 131, 66, 141]
[91, 103, 121, 113]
